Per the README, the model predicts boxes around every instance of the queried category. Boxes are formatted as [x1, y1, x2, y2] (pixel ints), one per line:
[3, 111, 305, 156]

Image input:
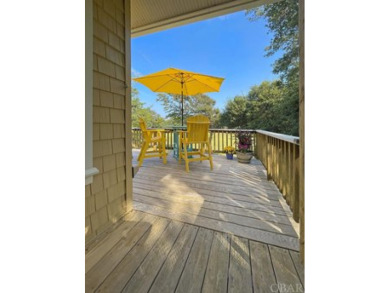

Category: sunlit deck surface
[132, 149, 299, 251]
[85, 150, 304, 292]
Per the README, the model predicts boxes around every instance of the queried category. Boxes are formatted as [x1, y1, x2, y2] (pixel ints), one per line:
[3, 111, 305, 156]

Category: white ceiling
[131, 0, 279, 37]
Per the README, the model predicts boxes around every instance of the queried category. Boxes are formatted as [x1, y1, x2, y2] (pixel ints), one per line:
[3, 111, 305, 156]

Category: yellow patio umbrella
[133, 67, 224, 126]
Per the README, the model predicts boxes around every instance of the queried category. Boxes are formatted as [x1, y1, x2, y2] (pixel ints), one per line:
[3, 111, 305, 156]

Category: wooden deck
[85, 150, 304, 292]
[86, 210, 304, 293]
[132, 149, 299, 251]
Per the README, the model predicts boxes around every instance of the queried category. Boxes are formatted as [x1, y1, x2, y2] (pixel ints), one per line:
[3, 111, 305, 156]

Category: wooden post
[267, 136, 272, 179]
[287, 142, 292, 205]
[282, 141, 287, 197]
[299, 0, 305, 264]
[124, 0, 132, 211]
[293, 145, 300, 222]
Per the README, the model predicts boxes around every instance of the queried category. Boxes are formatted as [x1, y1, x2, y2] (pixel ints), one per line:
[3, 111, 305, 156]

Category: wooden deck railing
[209, 129, 256, 153]
[255, 130, 301, 223]
[132, 128, 175, 149]
[132, 128, 256, 153]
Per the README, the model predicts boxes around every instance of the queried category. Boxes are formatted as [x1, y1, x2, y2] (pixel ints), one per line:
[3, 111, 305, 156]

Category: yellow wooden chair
[178, 115, 213, 172]
[137, 118, 167, 167]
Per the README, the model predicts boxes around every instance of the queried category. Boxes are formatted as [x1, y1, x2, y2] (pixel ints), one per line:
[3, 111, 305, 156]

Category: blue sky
[131, 10, 281, 117]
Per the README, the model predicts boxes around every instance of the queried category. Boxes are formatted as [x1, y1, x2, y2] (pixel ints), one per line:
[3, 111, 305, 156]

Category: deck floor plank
[85, 210, 145, 273]
[133, 192, 296, 236]
[228, 236, 253, 293]
[85, 149, 304, 292]
[134, 187, 288, 216]
[134, 177, 281, 204]
[85, 210, 304, 293]
[133, 180, 282, 207]
[135, 172, 280, 200]
[85, 213, 157, 292]
[132, 149, 298, 248]
[175, 227, 214, 293]
[137, 163, 278, 191]
[94, 217, 170, 293]
[148, 224, 199, 293]
[269, 245, 303, 292]
[121, 221, 184, 293]
[290, 250, 305, 287]
[133, 191, 291, 226]
[202, 232, 231, 293]
[249, 241, 277, 293]
[133, 201, 299, 251]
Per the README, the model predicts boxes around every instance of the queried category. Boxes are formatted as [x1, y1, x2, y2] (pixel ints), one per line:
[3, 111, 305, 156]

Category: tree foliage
[218, 0, 300, 135]
[246, 0, 299, 83]
[131, 87, 165, 128]
[218, 96, 249, 128]
[219, 80, 298, 135]
[156, 93, 220, 126]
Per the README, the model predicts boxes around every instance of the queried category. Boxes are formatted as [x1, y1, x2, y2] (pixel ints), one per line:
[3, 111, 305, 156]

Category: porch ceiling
[131, 0, 279, 37]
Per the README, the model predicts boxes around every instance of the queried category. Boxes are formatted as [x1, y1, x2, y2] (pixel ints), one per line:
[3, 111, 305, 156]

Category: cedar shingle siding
[86, 0, 127, 243]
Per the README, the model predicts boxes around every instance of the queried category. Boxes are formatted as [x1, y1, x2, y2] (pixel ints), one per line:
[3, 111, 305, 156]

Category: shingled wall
[85, 0, 128, 243]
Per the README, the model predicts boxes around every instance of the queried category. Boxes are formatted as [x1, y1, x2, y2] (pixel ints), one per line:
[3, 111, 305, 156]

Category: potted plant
[236, 132, 253, 164]
[223, 146, 235, 160]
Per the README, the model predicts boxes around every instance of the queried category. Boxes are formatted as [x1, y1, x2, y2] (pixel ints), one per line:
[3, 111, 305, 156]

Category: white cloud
[131, 67, 142, 77]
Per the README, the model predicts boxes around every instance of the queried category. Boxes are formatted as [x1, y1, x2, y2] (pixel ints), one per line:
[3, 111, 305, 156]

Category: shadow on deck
[132, 149, 299, 251]
[85, 149, 304, 292]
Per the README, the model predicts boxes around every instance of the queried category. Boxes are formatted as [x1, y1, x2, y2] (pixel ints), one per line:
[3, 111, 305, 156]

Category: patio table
[170, 126, 192, 159]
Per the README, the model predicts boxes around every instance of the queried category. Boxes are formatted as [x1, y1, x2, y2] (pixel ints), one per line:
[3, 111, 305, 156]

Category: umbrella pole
[181, 81, 184, 126]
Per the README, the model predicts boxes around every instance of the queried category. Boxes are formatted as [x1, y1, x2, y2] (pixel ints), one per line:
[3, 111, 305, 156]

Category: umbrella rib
[185, 78, 220, 92]
[153, 76, 181, 92]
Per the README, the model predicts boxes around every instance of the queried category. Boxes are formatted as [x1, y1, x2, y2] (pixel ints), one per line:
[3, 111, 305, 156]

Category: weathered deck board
[290, 250, 305, 287]
[136, 163, 279, 191]
[121, 221, 184, 293]
[134, 201, 299, 251]
[136, 172, 280, 200]
[148, 224, 199, 293]
[269, 246, 303, 292]
[133, 180, 282, 207]
[84, 150, 304, 291]
[228, 236, 252, 293]
[134, 187, 287, 215]
[175, 227, 214, 293]
[132, 149, 299, 250]
[85, 210, 304, 293]
[133, 192, 296, 236]
[85, 210, 145, 273]
[85, 213, 157, 292]
[95, 217, 170, 292]
[202, 232, 231, 293]
[250, 241, 277, 293]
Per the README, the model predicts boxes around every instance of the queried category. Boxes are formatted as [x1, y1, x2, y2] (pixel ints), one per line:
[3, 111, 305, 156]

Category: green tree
[246, 0, 299, 83]
[131, 87, 165, 128]
[245, 0, 299, 135]
[156, 93, 220, 126]
[247, 80, 285, 131]
[218, 96, 250, 128]
[218, 80, 298, 136]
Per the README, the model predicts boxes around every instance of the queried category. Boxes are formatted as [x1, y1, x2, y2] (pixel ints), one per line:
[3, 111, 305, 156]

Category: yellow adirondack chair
[179, 115, 213, 172]
[137, 118, 167, 167]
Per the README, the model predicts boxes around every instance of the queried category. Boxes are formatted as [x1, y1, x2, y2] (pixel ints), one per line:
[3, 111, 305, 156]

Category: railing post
[286, 143, 293, 206]
[293, 145, 300, 222]
[265, 136, 270, 179]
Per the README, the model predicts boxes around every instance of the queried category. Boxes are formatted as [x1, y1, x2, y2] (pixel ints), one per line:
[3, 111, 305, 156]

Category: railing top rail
[209, 128, 256, 133]
[255, 129, 299, 145]
[131, 127, 299, 144]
